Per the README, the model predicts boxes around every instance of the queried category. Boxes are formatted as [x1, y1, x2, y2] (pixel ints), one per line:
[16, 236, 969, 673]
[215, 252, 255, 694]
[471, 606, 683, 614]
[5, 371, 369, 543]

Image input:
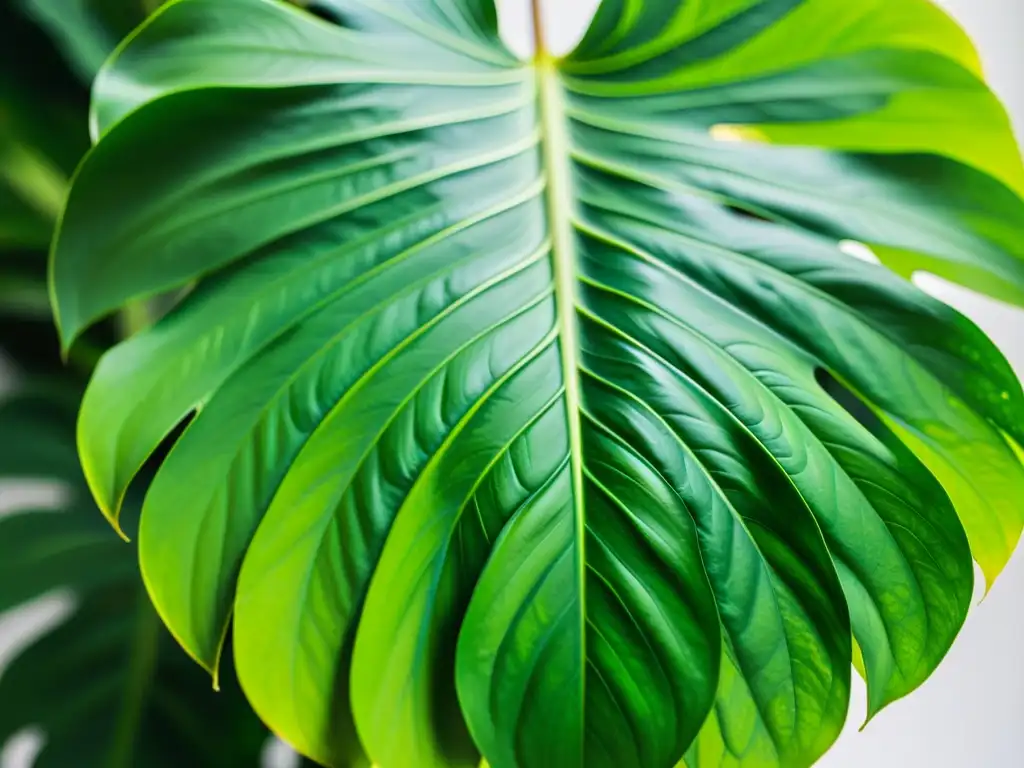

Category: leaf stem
[531, 0, 546, 59]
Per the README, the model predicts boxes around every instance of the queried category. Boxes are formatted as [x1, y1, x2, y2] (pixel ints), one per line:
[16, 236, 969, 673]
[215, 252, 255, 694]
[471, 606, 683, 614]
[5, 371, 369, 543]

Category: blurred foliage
[0, 2, 288, 765]
[0, 0, 96, 376]
[0, 385, 271, 767]
[15, 0, 150, 81]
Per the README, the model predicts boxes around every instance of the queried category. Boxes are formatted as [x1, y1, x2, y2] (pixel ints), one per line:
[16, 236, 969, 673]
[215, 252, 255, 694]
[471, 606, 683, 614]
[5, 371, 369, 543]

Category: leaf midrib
[536, 52, 587, 752]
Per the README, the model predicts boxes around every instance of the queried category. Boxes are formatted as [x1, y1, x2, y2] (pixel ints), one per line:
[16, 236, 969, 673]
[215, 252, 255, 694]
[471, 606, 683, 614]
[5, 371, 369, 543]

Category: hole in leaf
[838, 239, 880, 265]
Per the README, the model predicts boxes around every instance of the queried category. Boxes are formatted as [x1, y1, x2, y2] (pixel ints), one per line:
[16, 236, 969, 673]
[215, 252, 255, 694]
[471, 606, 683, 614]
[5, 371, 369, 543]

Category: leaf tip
[859, 704, 881, 733]
[91, 481, 130, 541]
[111, 519, 132, 543]
[97, 498, 131, 542]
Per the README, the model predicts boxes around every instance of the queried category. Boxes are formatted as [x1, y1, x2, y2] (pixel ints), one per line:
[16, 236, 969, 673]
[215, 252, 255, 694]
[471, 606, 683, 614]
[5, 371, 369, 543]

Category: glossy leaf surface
[50, 1, 1024, 766]
[0, 387, 270, 766]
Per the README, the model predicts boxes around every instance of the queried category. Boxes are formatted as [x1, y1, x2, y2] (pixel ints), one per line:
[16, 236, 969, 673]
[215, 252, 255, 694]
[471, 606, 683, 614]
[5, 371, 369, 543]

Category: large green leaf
[0, 386, 271, 766]
[49, 1, 1024, 766]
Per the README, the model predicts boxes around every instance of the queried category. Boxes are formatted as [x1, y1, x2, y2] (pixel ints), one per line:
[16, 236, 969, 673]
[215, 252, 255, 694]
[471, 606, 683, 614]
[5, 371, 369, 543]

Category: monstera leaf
[49, 0, 1024, 766]
[0, 386, 271, 766]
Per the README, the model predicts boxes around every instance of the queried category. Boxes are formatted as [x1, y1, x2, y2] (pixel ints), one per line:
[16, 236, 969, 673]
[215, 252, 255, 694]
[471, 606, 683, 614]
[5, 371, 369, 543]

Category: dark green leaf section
[0, 0, 108, 373]
[48, 1, 1024, 767]
[0, 76, 76, 316]
[0, 388, 269, 767]
[16, 0, 149, 81]
[0, 4, 89, 247]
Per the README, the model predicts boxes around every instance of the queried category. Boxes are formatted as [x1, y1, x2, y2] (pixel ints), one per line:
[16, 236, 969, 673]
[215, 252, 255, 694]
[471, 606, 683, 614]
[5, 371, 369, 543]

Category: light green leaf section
[49, 1, 1024, 767]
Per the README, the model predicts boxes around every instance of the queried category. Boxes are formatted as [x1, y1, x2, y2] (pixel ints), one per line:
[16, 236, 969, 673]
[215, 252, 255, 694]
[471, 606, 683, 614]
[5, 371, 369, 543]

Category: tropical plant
[45, 0, 1024, 767]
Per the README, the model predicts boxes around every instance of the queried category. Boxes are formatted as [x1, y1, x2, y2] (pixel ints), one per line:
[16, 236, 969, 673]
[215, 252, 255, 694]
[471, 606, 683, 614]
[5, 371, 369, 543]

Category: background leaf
[15, 0, 151, 82]
[0, 385, 273, 767]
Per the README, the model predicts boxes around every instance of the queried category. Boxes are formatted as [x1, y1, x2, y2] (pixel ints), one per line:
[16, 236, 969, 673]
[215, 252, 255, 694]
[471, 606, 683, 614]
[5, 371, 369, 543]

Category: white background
[2, 1, 1022, 766]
